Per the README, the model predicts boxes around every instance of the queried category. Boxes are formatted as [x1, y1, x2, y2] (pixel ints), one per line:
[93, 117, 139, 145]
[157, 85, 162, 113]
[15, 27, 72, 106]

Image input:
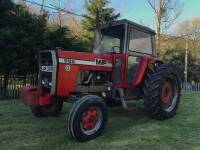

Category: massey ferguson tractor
[20, 19, 181, 142]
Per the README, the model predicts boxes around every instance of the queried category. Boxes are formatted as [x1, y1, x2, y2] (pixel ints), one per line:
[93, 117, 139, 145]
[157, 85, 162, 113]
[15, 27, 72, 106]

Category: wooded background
[0, 0, 200, 99]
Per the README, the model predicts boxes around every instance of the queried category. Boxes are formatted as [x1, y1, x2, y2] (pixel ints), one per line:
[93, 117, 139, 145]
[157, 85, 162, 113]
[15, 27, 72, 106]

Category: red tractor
[20, 19, 181, 142]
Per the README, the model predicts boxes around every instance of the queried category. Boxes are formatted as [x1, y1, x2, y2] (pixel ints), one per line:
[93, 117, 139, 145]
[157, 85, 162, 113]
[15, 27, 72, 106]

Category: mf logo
[95, 58, 107, 66]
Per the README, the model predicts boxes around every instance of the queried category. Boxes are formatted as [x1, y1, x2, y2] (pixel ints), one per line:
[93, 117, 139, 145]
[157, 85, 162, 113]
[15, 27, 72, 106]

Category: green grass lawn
[0, 93, 200, 150]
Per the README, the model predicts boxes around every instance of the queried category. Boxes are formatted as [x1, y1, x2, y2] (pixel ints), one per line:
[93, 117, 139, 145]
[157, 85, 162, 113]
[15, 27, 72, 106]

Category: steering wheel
[111, 46, 121, 54]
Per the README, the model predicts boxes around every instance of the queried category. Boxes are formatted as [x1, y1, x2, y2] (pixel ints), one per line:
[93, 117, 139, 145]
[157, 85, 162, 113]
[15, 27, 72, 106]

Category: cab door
[124, 27, 155, 88]
[112, 54, 126, 88]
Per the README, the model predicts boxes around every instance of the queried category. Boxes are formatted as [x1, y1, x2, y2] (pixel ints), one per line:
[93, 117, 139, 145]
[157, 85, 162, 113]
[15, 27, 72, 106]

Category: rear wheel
[67, 95, 108, 142]
[31, 98, 63, 117]
[143, 64, 181, 120]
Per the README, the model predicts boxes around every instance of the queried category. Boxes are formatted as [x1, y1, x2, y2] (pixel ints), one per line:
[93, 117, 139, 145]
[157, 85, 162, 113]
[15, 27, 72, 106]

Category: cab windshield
[93, 24, 125, 54]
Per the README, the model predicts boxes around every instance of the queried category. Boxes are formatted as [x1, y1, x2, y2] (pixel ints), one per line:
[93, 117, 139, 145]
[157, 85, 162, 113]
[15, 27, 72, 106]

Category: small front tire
[67, 95, 108, 142]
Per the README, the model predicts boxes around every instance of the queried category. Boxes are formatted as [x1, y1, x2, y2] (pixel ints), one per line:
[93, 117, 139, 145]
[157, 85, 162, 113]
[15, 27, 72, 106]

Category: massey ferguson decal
[59, 58, 112, 67]
[65, 65, 71, 71]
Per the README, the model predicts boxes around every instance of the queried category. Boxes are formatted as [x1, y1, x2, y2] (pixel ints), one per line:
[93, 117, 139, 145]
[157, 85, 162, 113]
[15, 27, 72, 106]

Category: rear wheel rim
[161, 81, 173, 103]
[80, 106, 103, 135]
[161, 78, 178, 112]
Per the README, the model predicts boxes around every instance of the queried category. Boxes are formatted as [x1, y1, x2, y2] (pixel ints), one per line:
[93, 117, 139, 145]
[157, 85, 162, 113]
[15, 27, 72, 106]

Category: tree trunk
[157, 17, 161, 55]
[156, 0, 162, 56]
[93, 9, 100, 50]
[184, 39, 189, 83]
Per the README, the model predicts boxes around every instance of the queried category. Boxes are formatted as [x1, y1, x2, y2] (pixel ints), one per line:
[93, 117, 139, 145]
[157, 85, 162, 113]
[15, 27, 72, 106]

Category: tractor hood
[57, 50, 113, 70]
[55, 50, 114, 97]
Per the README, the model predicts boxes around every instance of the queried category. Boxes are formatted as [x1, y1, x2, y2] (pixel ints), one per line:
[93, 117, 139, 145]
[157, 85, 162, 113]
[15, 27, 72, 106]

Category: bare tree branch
[147, 0, 157, 14]
[147, 0, 183, 53]
[22, 0, 83, 16]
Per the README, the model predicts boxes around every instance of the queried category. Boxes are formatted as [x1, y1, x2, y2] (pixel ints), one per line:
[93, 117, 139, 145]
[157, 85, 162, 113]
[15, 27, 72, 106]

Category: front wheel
[67, 95, 108, 142]
[143, 64, 181, 120]
[31, 98, 63, 117]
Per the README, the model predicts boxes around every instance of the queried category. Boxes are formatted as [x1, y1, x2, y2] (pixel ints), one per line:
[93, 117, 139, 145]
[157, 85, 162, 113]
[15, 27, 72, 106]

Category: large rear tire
[143, 64, 181, 120]
[67, 95, 108, 142]
[31, 98, 63, 117]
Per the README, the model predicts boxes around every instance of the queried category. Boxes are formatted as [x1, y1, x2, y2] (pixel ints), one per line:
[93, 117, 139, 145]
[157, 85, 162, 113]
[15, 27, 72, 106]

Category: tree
[43, 25, 82, 51]
[0, 1, 49, 74]
[161, 47, 200, 82]
[176, 18, 200, 41]
[81, 0, 120, 50]
[0, 0, 47, 97]
[176, 18, 200, 82]
[0, 0, 83, 74]
[147, 0, 183, 53]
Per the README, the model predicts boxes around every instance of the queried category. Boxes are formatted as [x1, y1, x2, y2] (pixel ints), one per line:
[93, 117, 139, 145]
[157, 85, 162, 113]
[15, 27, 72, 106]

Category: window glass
[93, 24, 125, 54]
[96, 36, 120, 54]
[129, 28, 152, 54]
[126, 56, 140, 83]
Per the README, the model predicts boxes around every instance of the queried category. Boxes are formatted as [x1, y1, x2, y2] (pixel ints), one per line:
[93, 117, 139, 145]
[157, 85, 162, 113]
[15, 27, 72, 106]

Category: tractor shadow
[109, 101, 149, 121]
[50, 101, 161, 143]
[102, 101, 158, 137]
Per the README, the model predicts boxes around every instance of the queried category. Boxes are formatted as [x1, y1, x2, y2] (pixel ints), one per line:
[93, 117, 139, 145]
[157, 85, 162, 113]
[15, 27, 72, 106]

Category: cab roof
[101, 19, 156, 35]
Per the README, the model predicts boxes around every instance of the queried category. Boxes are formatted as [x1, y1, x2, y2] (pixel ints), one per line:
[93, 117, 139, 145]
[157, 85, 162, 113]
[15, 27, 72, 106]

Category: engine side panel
[56, 50, 113, 97]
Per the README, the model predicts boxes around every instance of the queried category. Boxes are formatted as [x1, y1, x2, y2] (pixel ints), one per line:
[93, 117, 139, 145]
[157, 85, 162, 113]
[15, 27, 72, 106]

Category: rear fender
[124, 57, 163, 88]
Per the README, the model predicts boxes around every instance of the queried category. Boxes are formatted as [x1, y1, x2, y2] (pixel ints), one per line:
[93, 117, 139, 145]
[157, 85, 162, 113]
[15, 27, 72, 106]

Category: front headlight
[48, 82, 52, 86]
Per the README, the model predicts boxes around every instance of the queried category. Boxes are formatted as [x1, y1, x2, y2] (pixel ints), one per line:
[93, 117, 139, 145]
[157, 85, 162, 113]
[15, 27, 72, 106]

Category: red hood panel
[56, 50, 113, 97]
[57, 50, 113, 64]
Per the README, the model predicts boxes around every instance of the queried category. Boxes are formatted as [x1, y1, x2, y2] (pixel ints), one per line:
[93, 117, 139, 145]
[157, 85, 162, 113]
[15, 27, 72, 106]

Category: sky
[111, 0, 200, 31]
[23, 0, 200, 32]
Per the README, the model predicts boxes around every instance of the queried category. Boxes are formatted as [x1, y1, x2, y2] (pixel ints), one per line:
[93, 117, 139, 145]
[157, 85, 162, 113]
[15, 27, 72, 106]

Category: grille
[39, 52, 53, 89]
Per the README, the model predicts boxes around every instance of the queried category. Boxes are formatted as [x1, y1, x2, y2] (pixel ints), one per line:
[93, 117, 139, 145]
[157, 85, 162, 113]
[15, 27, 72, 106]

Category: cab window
[129, 28, 152, 55]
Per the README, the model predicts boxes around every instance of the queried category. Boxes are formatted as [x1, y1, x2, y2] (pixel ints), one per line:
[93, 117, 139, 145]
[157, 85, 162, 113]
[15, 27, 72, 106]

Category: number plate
[41, 66, 53, 72]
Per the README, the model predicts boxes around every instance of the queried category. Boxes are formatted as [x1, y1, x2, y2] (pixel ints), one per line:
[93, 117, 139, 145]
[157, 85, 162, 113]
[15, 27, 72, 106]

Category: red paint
[38, 95, 52, 106]
[81, 108, 99, 130]
[161, 80, 173, 103]
[21, 49, 163, 106]
[112, 54, 126, 88]
[124, 54, 162, 88]
[20, 86, 52, 106]
[56, 51, 113, 97]
[56, 50, 163, 96]
[56, 64, 79, 96]
[79, 65, 112, 72]
[57, 50, 112, 63]
[124, 57, 150, 88]
[133, 57, 149, 86]
[56, 64, 112, 97]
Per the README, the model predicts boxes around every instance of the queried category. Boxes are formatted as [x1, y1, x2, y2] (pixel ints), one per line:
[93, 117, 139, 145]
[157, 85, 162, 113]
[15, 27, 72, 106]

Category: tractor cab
[93, 19, 156, 56]
[93, 20, 157, 89]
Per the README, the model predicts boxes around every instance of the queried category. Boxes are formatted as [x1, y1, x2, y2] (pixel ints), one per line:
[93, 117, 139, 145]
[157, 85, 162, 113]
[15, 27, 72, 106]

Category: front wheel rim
[80, 106, 103, 136]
